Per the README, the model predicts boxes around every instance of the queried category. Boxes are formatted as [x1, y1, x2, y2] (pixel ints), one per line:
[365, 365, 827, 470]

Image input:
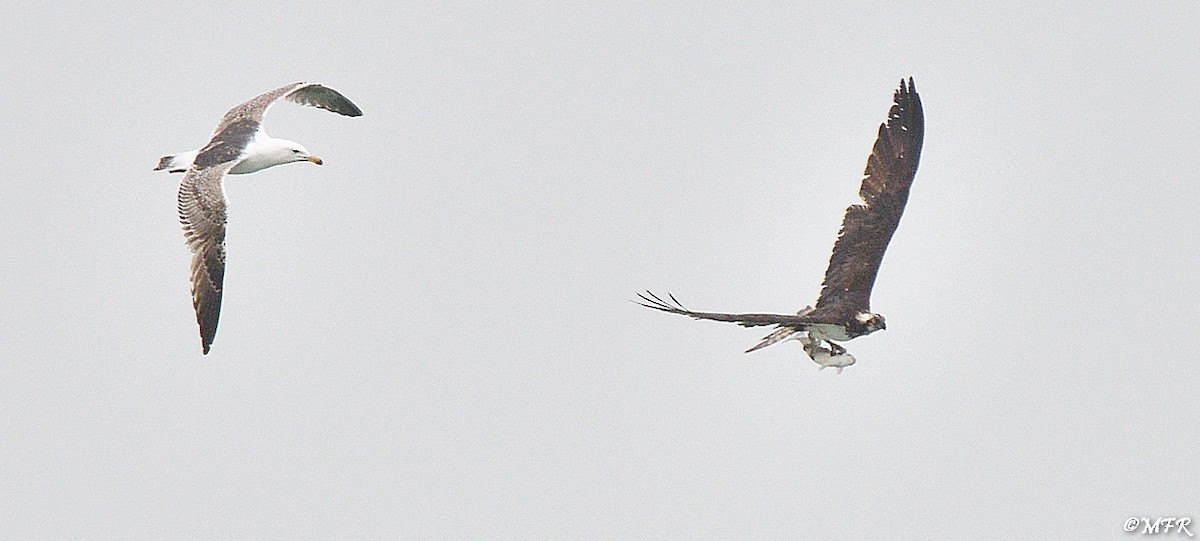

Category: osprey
[156, 82, 363, 354]
[638, 78, 924, 372]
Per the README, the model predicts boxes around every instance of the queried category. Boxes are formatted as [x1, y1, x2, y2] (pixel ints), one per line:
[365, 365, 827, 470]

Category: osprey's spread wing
[177, 163, 235, 354]
[635, 292, 818, 328]
[636, 79, 922, 358]
[812, 78, 923, 319]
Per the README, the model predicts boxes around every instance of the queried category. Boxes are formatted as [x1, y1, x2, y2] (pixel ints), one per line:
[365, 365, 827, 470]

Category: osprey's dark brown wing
[177, 163, 235, 354]
[812, 78, 923, 318]
[636, 292, 819, 328]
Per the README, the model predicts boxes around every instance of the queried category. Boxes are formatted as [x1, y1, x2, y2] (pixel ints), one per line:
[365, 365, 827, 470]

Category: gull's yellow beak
[306, 155, 323, 165]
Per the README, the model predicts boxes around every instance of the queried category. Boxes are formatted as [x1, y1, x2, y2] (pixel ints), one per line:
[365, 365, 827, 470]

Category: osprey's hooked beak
[306, 155, 323, 165]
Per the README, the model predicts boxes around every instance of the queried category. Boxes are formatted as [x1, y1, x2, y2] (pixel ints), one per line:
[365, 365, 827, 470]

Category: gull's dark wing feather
[284, 83, 364, 117]
[813, 78, 924, 317]
[178, 163, 235, 354]
[635, 291, 817, 328]
[211, 82, 362, 139]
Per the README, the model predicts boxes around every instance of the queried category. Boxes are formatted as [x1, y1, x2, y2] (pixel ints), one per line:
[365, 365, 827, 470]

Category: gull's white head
[280, 140, 322, 166]
[229, 137, 323, 175]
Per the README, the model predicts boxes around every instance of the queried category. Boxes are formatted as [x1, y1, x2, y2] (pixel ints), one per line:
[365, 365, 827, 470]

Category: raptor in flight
[638, 78, 924, 372]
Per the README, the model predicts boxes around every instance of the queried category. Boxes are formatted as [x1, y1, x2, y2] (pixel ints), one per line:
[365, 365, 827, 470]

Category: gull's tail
[154, 150, 198, 173]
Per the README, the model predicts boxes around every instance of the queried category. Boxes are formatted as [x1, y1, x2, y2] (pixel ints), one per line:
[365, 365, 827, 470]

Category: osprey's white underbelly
[806, 323, 855, 342]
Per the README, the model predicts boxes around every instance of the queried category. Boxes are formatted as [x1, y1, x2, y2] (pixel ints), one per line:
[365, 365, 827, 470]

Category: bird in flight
[638, 78, 924, 372]
[156, 82, 363, 354]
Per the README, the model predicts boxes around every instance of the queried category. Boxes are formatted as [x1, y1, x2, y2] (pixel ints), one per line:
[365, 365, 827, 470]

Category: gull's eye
[292, 149, 301, 154]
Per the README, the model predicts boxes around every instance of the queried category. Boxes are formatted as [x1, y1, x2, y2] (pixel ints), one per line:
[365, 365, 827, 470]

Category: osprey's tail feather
[746, 327, 799, 353]
[745, 305, 816, 353]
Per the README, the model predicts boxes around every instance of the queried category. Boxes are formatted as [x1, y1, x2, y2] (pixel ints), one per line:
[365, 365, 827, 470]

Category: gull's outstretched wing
[177, 163, 234, 354]
[812, 78, 924, 318]
[214, 82, 362, 132]
[199, 83, 363, 166]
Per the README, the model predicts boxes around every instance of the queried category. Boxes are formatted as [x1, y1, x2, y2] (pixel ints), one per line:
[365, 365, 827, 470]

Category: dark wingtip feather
[634, 290, 688, 313]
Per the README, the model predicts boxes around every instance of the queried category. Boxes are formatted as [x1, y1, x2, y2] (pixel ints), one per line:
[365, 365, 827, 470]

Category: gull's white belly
[229, 136, 275, 174]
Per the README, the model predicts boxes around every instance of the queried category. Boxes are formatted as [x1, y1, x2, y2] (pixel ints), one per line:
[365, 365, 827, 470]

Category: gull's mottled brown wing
[813, 78, 924, 318]
[212, 82, 362, 139]
[177, 163, 235, 354]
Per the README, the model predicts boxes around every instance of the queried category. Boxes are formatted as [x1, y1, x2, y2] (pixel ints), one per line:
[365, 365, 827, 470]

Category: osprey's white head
[856, 311, 886, 333]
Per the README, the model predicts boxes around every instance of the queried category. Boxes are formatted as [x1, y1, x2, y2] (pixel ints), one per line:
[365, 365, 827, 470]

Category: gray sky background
[2, 2, 1197, 539]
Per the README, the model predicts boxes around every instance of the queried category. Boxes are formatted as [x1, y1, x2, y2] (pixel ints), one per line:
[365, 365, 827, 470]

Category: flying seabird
[156, 82, 363, 354]
[638, 78, 924, 372]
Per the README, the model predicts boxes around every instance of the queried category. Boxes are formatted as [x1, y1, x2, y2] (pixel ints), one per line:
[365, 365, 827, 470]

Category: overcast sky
[2, 2, 1197, 539]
